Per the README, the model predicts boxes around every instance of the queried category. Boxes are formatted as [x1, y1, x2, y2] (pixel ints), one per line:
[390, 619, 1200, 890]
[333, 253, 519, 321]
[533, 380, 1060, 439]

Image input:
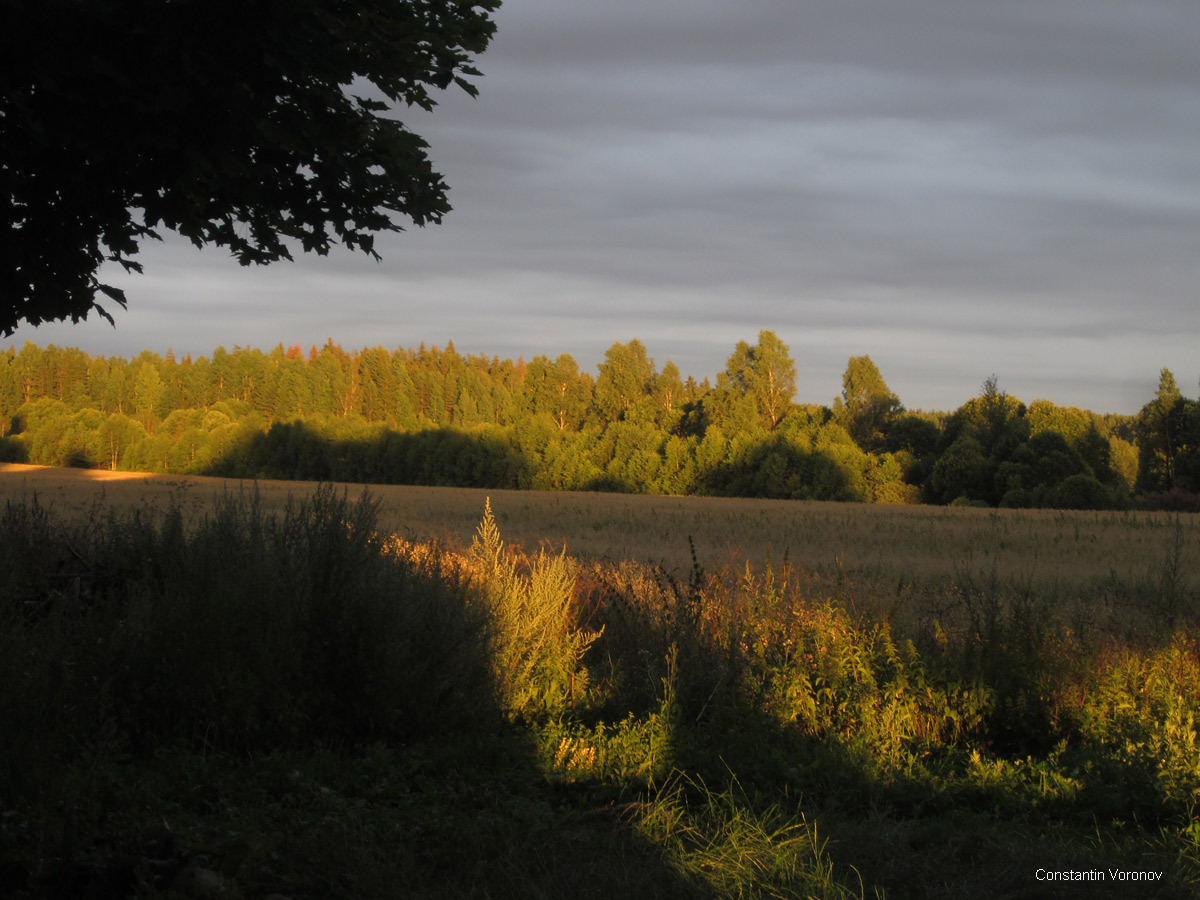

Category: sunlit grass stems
[571, 545, 1200, 825]
[3, 488, 1200, 898]
[393, 497, 1200, 830]
[639, 774, 869, 900]
[469, 496, 602, 718]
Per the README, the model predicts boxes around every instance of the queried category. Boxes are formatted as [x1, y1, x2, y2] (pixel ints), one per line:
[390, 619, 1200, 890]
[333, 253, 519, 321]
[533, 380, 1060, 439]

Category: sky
[8, 0, 1199, 414]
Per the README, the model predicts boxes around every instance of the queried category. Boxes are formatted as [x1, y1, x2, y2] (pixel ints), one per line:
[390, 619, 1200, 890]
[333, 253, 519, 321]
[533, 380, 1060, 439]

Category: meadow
[2, 462, 1193, 587]
[1, 463, 1198, 898]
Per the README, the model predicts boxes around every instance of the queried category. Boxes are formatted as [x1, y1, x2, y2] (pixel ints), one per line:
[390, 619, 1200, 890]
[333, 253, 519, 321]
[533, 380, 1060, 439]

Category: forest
[1, 332, 1197, 510]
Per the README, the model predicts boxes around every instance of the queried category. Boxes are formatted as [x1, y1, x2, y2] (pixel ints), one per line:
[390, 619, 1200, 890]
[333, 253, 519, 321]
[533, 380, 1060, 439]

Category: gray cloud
[9, 0, 1199, 414]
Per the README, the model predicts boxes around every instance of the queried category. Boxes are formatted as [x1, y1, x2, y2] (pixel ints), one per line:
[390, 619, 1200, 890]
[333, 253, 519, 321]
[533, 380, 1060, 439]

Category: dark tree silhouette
[1, 0, 500, 334]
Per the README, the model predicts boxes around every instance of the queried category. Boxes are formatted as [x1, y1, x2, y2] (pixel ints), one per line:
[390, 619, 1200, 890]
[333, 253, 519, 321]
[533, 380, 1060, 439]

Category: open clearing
[3, 462, 1197, 601]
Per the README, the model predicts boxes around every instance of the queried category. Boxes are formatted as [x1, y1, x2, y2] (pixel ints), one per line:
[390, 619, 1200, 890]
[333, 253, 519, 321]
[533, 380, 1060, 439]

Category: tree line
[2, 334, 1198, 509]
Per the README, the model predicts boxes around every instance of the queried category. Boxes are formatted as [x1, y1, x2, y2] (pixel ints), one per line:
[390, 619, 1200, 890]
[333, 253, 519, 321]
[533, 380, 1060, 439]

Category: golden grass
[5, 467, 1197, 900]
[3, 463, 1197, 601]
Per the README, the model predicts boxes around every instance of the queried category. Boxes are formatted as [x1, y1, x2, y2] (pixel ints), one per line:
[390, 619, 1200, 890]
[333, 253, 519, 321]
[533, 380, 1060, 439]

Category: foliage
[1075, 635, 1200, 821]
[1, 0, 499, 333]
[712, 330, 797, 431]
[835, 355, 903, 452]
[1138, 368, 1200, 494]
[2, 339, 1190, 510]
[594, 339, 656, 426]
[931, 435, 989, 504]
[467, 497, 601, 718]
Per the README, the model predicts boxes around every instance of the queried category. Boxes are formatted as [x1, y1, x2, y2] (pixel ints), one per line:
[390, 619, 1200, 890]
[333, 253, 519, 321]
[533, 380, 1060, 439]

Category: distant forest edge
[2, 334, 1198, 511]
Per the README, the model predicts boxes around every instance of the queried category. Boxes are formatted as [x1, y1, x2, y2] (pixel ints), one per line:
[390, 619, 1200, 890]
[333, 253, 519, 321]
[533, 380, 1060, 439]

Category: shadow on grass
[579, 551, 1200, 900]
[0, 488, 712, 899]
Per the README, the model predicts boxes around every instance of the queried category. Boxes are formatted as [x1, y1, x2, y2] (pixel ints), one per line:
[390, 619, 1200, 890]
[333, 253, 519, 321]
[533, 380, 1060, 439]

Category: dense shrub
[1051, 473, 1114, 510]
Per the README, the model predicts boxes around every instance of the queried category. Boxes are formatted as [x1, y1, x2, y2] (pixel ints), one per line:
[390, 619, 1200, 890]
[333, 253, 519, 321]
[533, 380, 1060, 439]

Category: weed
[4, 482, 1200, 898]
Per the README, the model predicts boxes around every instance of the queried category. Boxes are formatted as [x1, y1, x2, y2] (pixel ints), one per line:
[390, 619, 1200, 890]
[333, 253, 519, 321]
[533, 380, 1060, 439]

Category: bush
[998, 487, 1033, 508]
[0, 433, 27, 461]
[949, 496, 989, 508]
[1051, 473, 1112, 510]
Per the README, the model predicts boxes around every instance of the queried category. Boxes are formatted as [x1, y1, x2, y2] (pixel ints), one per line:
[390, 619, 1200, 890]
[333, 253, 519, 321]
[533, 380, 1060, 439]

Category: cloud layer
[10, 0, 1199, 413]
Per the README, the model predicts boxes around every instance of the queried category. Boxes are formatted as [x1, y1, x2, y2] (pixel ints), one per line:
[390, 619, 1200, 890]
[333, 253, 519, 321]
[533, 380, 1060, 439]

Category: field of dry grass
[4, 464, 1199, 899]
[3, 462, 1197, 606]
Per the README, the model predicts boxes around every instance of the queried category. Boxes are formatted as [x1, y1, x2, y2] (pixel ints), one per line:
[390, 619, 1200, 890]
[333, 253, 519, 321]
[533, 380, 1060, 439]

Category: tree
[1136, 368, 1181, 492]
[715, 330, 796, 431]
[834, 354, 902, 451]
[1, 0, 500, 334]
[652, 361, 686, 431]
[0, 347, 19, 434]
[978, 374, 1028, 460]
[357, 347, 397, 422]
[523, 354, 591, 431]
[132, 362, 165, 433]
[885, 413, 940, 457]
[594, 340, 656, 426]
[994, 431, 1089, 506]
[931, 435, 989, 504]
[275, 360, 314, 421]
[941, 376, 1026, 455]
[1136, 368, 1200, 493]
[98, 413, 146, 471]
[1026, 399, 1092, 445]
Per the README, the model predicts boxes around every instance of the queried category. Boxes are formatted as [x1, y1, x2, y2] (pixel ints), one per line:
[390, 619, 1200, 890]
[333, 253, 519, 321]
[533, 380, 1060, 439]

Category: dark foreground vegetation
[4, 337, 1199, 510]
[2, 488, 1198, 898]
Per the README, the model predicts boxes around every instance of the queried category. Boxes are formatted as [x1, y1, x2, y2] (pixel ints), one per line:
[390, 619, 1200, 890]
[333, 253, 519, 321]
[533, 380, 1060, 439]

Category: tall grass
[468, 497, 601, 718]
[399, 499, 1199, 892]
[2, 488, 1198, 898]
[640, 774, 872, 900]
[0, 487, 495, 789]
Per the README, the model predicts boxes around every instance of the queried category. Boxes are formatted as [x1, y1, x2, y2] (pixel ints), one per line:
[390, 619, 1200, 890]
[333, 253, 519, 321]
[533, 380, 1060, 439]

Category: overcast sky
[9, 0, 1199, 413]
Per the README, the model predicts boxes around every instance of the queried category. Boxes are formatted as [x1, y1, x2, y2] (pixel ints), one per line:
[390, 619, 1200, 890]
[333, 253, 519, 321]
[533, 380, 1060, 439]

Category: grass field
[2, 463, 1199, 898]
[4, 461, 1197, 586]
[4, 460, 1196, 652]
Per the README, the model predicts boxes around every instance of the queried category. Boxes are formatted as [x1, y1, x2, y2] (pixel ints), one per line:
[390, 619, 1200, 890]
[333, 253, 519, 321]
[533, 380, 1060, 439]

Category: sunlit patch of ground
[58, 466, 150, 482]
